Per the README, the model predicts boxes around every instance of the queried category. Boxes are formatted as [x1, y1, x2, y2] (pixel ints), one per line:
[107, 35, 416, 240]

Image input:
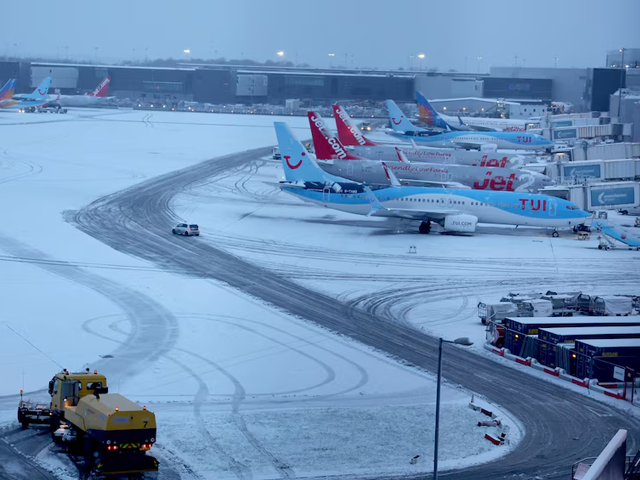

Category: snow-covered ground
[0, 109, 521, 478]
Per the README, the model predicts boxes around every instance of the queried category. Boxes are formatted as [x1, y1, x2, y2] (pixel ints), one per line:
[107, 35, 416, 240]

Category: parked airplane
[386, 100, 553, 151]
[332, 104, 528, 167]
[275, 122, 590, 235]
[0, 77, 52, 109]
[416, 91, 528, 132]
[57, 77, 114, 107]
[309, 111, 552, 192]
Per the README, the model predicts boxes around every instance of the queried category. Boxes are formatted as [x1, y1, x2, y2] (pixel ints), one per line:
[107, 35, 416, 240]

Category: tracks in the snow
[68, 146, 640, 480]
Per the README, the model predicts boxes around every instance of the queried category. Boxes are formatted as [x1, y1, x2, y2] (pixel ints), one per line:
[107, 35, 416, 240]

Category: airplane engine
[480, 143, 498, 153]
[443, 214, 478, 233]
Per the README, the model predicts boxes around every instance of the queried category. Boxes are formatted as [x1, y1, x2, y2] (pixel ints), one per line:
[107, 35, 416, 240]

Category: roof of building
[32, 62, 196, 72]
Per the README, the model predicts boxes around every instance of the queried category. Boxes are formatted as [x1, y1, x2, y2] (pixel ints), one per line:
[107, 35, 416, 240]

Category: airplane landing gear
[552, 229, 559, 238]
[419, 221, 431, 234]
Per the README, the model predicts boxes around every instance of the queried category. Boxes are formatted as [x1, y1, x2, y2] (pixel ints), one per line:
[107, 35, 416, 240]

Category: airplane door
[323, 186, 331, 202]
[347, 163, 354, 176]
[549, 199, 557, 217]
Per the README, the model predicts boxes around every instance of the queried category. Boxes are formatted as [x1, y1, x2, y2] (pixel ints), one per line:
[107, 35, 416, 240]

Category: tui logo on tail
[285, 153, 303, 170]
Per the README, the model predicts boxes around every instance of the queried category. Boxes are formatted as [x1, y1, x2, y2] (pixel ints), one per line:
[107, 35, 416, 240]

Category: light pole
[409, 55, 414, 71]
[617, 48, 626, 120]
[433, 336, 474, 480]
[328, 53, 335, 68]
[477, 56, 483, 73]
[418, 53, 425, 71]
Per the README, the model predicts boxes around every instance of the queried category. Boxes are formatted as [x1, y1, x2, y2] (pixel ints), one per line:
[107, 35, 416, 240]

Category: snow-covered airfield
[0, 108, 637, 479]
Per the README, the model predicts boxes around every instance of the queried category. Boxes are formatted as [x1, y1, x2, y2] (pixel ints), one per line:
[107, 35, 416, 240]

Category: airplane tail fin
[307, 111, 362, 160]
[23, 77, 51, 99]
[0, 79, 16, 100]
[87, 76, 111, 97]
[416, 91, 457, 130]
[332, 105, 378, 146]
[275, 122, 333, 183]
[386, 99, 422, 132]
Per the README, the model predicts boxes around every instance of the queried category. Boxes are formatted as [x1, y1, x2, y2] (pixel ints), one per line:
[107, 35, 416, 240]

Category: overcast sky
[3, 0, 638, 71]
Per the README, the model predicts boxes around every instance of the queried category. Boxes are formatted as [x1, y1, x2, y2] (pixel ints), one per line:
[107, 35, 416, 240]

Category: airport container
[477, 302, 517, 325]
[516, 299, 553, 317]
[503, 316, 640, 358]
[575, 338, 640, 381]
[587, 181, 640, 210]
[589, 296, 634, 316]
[538, 326, 640, 368]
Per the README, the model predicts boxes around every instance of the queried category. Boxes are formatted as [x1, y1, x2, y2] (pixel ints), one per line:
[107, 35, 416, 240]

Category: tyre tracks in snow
[68, 146, 640, 480]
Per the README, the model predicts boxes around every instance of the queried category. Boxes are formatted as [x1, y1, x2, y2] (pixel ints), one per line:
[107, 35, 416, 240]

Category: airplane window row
[337, 194, 539, 211]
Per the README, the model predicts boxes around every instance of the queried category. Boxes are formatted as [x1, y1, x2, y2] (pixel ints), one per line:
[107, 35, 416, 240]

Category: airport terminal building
[0, 56, 635, 113]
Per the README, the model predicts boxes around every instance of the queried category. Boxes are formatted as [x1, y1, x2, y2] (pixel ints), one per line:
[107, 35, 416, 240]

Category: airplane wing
[370, 205, 461, 221]
[470, 125, 498, 132]
[451, 140, 498, 150]
[396, 178, 470, 189]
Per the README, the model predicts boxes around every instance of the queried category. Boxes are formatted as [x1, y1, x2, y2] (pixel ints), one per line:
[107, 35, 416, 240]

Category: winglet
[394, 147, 411, 164]
[382, 162, 401, 187]
[409, 139, 419, 149]
[364, 186, 384, 216]
[457, 116, 467, 126]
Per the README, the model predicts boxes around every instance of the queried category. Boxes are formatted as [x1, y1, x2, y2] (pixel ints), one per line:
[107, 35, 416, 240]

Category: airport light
[183, 49, 191, 54]
[418, 53, 425, 72]
[433, 337, 473, 480]
[328, 53, 335, 68]
[277, 51, 285, 57]
[618, 48, 626, 120]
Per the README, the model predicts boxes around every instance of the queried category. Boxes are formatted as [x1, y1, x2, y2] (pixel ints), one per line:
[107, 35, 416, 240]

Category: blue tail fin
[416, 91, 456, 130]
[385, 100, 423, 132]
[24, 77, 52, 99]
[0, 79, 16, 100]
[274, 122, 339, 183]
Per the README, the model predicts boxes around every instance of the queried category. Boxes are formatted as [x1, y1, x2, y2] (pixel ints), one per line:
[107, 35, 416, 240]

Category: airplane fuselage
[391, 131, 553, 151]
[282, 184, 590, 229]
[350, 145, 526, 167]
[318, 159, 552, 192]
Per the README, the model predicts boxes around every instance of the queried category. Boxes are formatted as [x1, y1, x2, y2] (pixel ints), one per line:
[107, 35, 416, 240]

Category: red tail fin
[332, 105, 378, 146]
[307, 111, 362, 160]
[87, 77, 110, 97]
